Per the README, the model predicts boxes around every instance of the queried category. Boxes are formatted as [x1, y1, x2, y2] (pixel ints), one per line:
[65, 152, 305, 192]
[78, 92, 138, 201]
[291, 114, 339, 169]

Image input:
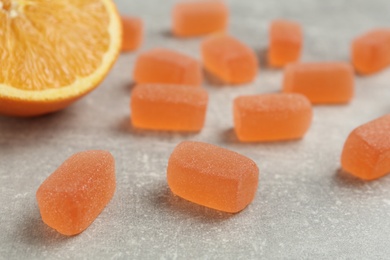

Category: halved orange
[0, 0, 122, 116]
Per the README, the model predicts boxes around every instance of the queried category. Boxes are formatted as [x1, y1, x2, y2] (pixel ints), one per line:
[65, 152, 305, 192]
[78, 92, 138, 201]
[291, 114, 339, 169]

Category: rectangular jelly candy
[268, 19, 302, 67]
[121, 16, 143, 52]
[167, 141, 259, 213]
[202, 34, 258, 84]
[283, 62, 354, 104]
[133, 48, 202, 86]
[131, 84, 208, 131]
[173, 0, 228, 37]
[341, 114, 390, 180]
[352, 29, 390, 75]
[36, 150, 116, 236]
[234, 93, 312, 142]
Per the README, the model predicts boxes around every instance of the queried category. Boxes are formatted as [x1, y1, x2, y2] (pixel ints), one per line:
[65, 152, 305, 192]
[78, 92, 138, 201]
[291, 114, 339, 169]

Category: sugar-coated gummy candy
[131, 84, 208, 131]
[234, 93, 312, 142]
[167, 141, 259, 213]
[268, 19, 302, 67]
[352, 29, 390, 75]
[202, 34, 258, 84]
[121, 16, 143, 52]
[133, 48, 202, 86]
[341, 114, 390, 181]
[36, 150, 116, 236]
[283, 62, 354, 104]
[173, 0, 228, 37]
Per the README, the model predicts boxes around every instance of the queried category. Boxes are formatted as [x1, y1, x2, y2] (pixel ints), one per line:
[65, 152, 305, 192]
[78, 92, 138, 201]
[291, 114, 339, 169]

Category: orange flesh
[283, 62, 354, 104]
[341, 114, 390, 181]
[352, 29, 390, 75]
[234, 93, 312, 142]
[202, 34, 258, 84]
[0, 0, 110, 91]
[121, 16, 143, 52]
[36, 150, 116, 236]
[133, 48, 203, 86]
[268, 20, 302, 67]
[172, 0, 228, 37]
[167, 141, 259, 213]
[131, 84, 208, 131]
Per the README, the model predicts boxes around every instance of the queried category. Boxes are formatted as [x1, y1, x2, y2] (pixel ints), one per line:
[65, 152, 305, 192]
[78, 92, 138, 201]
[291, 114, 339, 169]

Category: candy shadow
[151, 184, 234, 223]
[203, 68, 226, 87]
[332, 168, 371, 188]
[125, 81, 137, 93]
[0, 109, 72, 146]
[15, 207, 70, 247]
[257, 47, 282, 72]
[118, 116, 200, 139]
[221, 128, 305, 146]
[160, 29, 175, 39]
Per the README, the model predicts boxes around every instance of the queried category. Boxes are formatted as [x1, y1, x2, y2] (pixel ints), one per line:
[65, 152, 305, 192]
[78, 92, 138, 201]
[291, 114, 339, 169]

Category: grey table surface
[1, 0, 390, 259]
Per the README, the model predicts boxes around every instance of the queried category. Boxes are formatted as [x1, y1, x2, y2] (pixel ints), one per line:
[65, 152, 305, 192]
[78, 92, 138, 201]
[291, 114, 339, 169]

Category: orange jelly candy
[202, 34, 258, 84]
[234, 93, 312, 142]
[36, 150, 116, 236]
[268, 20, 302, 67]
[172, 0, 228, 37]
[133, 48, 202, 86]
[131, 84, 208, 131]
[121, 16, 143, 52]
[283, 62, 354, 104]
[352, 29, 390, 75]
[341, 114, 390, 181]
[167, 141, 259, 213]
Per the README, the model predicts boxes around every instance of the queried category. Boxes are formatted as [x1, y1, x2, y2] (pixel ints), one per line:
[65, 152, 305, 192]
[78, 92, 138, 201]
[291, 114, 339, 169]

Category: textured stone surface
[1, 0, 390, 259]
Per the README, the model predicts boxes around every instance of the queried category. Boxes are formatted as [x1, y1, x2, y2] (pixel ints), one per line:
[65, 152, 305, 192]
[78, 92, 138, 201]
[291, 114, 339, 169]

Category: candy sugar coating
[121, 16, 143, 52]
[268, 20, 302, 67]
[283, 62, 354, 104]
[352, 29, 390, 75]
[201, 34, 258, 84]
[131, 84, 208, 131]
[36, 150, 116, 236]
[167, 141, 259, 213]
[341, 115, 390, 181]
[172, 0, 228, 37]
[133, 48, 203, 86]
[234, 93, 312, 142]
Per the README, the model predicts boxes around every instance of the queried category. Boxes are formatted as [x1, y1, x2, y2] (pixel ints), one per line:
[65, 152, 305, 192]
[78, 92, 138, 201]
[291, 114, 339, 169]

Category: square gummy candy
[352, 29, 390, 75]
[121, 16, 143, 52]
[172, 0, 228, 37]
[234, 93, 312, 142]
[202, 34, 258, 84]
[133, 48, 202, 86]
[167, 141, 259, 213]
[283, 62, 354, 104]
[341, 114, 390, 180]
[131, 84, 208, 131]
[36, 150, 116, 236]
[268, 19, 302, 67]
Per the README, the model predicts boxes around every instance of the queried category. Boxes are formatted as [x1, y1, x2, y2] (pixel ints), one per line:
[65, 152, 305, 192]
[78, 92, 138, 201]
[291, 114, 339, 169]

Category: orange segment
[234, 93, 312, 142]
[167, 141, 259, 213]
[36, 150, 116, 236]
[352, 29, 390, 75]
[172, 0, 228, 37]
[283, 62, 354, 104]
[268, 19, 302, 67]
[341, 114, 390, 181]
[0, 0, 121, 116]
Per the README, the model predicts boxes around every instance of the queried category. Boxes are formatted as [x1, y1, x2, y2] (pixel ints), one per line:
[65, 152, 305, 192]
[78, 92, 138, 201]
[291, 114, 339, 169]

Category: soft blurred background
[1, 0, 390, 259]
